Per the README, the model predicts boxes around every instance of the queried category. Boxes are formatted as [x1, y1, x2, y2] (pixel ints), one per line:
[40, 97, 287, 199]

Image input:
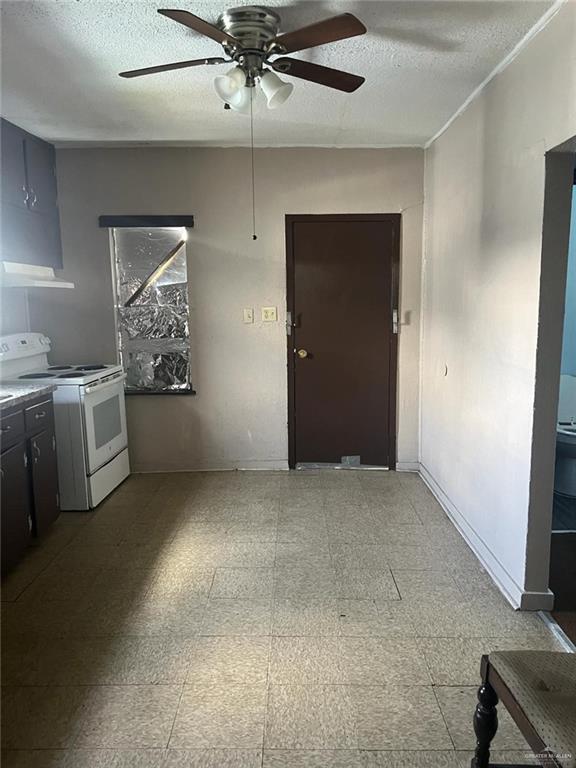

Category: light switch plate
[262, 306, 277, 322]
[243, 308, 254, 324]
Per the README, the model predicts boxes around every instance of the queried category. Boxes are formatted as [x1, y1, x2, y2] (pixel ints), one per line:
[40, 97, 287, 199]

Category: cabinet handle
[1, 424, 11, 432]
[52, 434, 56, 451]
[34, 411, 46, 420]
[22, 185, 29, 205]
[33, 442, 40, 463]
[29, 187, 37, 208]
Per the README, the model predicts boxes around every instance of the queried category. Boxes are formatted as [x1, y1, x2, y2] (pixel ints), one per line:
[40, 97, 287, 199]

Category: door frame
[285, 213, 401, 470]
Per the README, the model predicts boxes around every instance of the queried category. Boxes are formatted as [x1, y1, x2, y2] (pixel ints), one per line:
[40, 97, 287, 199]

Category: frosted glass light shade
[260, 70, 293, 109]
[214, 67, 245, 102]
[229, 86, 253, 114]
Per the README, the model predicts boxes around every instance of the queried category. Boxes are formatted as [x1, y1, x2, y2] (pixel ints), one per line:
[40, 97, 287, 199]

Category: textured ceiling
[0, 0, 553, 146]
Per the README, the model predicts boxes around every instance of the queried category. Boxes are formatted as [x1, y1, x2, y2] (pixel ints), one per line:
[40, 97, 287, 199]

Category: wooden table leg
[471, 680, 499, 768]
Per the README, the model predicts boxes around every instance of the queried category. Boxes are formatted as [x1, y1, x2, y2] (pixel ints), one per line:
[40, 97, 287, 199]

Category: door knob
[296, 348, 309, 359]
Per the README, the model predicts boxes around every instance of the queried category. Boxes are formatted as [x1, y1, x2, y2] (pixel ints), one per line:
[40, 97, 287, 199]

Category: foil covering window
[111, 228, 192, 394]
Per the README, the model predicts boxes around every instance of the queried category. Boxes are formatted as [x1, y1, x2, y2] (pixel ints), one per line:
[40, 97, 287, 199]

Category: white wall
[421, 2, 576, 609]
[0, 289, 29, 336]
[561, 186, 576, 375]
[29, 148, 423, 472]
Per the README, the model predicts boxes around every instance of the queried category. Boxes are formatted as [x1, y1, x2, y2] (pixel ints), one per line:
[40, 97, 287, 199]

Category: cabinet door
[0, 120, 63, 268]
[0, 120, 28, 210]
[29, 429, 60, 536]
[1, 441, 32, 573]
[1, 203, 62, 268]
[24, 135, 63, 269]
[24, 135, 58, 215]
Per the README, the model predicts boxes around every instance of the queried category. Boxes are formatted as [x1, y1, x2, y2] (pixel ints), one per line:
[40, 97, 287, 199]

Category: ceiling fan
[119, 6, 367, 111]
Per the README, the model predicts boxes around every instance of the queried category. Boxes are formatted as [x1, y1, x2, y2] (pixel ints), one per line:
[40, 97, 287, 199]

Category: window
[110, 226, 193, 394]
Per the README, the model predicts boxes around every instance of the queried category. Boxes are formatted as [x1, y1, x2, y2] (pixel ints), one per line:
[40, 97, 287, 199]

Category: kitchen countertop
[0, 383, 56, 411]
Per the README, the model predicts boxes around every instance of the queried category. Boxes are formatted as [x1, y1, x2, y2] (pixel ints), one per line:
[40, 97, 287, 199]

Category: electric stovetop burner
[59, 372, 86, 378]
[48, 365, 74, 370]
[75, 365, 107, 371]
[19, 373, 56, 379]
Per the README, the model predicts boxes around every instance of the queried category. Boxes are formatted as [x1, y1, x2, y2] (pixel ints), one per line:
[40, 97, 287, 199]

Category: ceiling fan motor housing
[218, 6, 281, 51]
[218, 6, 281, 84]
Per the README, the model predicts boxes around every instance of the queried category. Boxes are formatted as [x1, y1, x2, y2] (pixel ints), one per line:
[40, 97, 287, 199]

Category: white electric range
[0, 332, 130, 509]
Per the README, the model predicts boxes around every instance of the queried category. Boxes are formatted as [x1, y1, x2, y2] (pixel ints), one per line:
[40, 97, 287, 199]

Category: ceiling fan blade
[272, 57, 364, 93]
[272, 13, 366, 54]
[119, 57, 226, 78]
[158, 9, 239, 47]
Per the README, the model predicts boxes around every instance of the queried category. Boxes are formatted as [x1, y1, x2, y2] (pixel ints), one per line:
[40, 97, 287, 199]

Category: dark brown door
[286, 214, 399, 468]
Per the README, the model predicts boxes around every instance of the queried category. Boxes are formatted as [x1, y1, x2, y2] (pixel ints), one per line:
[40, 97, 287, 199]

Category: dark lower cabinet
[1, 441, 32, 572]
[29, 428, 60, 536]
[1, 394, 60, 573]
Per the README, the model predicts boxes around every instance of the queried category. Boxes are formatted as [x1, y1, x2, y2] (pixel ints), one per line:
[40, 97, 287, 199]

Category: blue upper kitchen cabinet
[0, 119, 63, 269]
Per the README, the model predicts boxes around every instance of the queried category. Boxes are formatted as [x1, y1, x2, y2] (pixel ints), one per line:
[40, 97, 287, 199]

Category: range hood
[0, 261, 74, 289]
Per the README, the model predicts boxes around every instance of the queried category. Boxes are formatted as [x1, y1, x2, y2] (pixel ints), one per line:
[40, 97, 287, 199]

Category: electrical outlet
[243, 308, 254, 324]
[262, 306, 277, 322]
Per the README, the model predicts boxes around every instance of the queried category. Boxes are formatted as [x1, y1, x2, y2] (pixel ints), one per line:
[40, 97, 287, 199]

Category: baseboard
[131, 460, 290, 473]
[419, 462, 554, 611]
[395, 461, 420, 472]
[237, 461, 290, 471]
[519, 590, 555, 611]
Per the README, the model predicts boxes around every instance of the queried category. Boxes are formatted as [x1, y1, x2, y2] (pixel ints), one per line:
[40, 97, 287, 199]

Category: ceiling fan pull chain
[250, 88, 257, 241]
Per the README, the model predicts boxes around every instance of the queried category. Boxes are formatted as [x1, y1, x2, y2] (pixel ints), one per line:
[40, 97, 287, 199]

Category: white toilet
[555, 374, 576, 497]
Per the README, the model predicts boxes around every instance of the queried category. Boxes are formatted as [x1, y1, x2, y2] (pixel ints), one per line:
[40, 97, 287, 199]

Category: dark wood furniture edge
[471, 654, 563, 768]
[98, 215, 195, 228]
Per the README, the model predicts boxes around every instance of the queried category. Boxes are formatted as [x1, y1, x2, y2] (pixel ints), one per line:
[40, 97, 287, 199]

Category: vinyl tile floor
[1, 470, 565, 767]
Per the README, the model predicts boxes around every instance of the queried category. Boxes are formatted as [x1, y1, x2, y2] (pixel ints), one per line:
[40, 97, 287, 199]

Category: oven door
[82, 373, 128, 474]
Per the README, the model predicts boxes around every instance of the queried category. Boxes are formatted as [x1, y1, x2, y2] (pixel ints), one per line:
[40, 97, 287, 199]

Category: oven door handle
[83, 373, 127, 395]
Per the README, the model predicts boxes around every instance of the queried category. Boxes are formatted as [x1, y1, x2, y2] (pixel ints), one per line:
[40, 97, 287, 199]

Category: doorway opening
[529, 142, 575, 641]
[285, 214, 400, 471]
[550, 165, 576, 643]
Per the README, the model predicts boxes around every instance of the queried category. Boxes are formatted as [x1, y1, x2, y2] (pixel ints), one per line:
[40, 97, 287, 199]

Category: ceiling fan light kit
[259, 70, 293, 110]
[214, 66, 246, 103]
[229, 85, 253, 114]
[119, 5, 367, 108]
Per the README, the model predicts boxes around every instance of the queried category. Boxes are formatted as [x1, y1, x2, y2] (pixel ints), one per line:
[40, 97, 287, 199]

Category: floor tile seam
[4, 536, 83, 603]
[416, 633, 564, 645]
[0, 683, 190, 690]
[263, 747, 457, 752]
[1, 747, 172, 752]
[431, 684, 458, 751]
[0, 681, 470, 690]
[262, 683, 453, 689]
[399, 492, 424, 526]
[414, 636, 438, 686]
[267, 634, 422, 642]
[1, 630, 440, 642]
[0, 747, 467, 753]
[260, 630, 274, 758]
[385, 567, 402, 602]
[165, 682, 187, 750]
